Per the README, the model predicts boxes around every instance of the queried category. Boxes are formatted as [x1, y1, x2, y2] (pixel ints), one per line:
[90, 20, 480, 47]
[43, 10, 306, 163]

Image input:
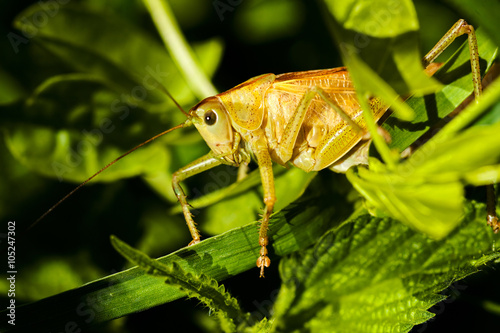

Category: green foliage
[0, 0, 499, 332]
[273, 201, 500, 333]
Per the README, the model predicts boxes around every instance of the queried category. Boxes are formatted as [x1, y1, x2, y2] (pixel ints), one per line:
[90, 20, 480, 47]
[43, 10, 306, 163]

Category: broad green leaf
[347, 114, 500, 239]
[407, 122, 500, 181]
[326, 0, 418, 38]
[3, 74, 171, 183]
[272, 201, 500, 332]
[14, 5, 188, 108]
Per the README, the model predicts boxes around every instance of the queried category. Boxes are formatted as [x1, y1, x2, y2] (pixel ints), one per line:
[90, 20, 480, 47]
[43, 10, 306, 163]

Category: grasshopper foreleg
[172, 153, 223, 245]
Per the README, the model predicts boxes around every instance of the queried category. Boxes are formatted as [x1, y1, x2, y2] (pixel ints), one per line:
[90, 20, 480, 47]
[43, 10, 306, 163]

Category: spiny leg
[253, 139, 276, 278]
[423, 19, 482, 99]
[172, 153, 222, 245]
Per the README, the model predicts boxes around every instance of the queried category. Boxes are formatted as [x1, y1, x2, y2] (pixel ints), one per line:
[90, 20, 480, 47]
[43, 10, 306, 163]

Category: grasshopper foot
[257, 237, 271, 278]
[487, 214, 499, 234]
[188, 238, 201, 246]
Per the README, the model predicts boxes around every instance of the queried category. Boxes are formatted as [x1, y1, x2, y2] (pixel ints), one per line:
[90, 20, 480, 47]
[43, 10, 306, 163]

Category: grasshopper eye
[204, 110, 217, 126]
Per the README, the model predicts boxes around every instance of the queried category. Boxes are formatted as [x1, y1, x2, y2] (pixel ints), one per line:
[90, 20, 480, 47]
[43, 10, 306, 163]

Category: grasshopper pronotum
[35, 19, 496, 277]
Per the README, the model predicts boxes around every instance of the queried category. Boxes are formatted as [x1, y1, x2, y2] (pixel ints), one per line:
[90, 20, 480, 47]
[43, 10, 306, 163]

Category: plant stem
[143, 0, 218, 99]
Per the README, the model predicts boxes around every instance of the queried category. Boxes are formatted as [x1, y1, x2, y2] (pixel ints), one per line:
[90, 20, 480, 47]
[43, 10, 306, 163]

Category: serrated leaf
[111, 235, 248, 332]
[272, 201, 500, 332]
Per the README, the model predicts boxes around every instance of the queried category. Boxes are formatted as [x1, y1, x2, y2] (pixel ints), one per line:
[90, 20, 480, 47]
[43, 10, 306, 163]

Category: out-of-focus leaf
[0, 67, 24, 104]
[446, 0, 500, 47]
[197, 166, 316, 235]
[234, 0, 305, 43]
[3, 74, 170, 183]
[14, 5, 189, 108]
[5, 4, 223, 186]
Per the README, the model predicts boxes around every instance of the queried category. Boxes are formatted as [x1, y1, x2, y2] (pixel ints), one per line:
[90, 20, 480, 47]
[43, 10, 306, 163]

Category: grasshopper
[35, 19, 496, 277]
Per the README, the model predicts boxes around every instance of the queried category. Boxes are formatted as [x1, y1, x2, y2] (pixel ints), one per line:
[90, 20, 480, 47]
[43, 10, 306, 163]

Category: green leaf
[346, 114, 500, 239]
[14, 5, 189, 107]
[324, 0, 441, 96]
[0, 66, 24, 104]
[111, 235, 250, 332]
[347, 161, 464, 239]
[445, 0, 500, 47]
[272, 201, 500, 332]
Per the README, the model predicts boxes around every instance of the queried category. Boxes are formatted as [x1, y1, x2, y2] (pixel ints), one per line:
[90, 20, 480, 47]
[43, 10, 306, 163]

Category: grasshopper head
[189, 96, 235, 157]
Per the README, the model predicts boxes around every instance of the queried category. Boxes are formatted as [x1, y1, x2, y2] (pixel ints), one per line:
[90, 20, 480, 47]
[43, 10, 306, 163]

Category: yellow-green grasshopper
[35, 19, 496, 277]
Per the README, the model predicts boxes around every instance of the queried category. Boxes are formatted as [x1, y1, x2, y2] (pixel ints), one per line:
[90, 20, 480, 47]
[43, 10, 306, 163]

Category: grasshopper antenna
[29, 73, 195, 231]
[30, 121, 189, 231]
